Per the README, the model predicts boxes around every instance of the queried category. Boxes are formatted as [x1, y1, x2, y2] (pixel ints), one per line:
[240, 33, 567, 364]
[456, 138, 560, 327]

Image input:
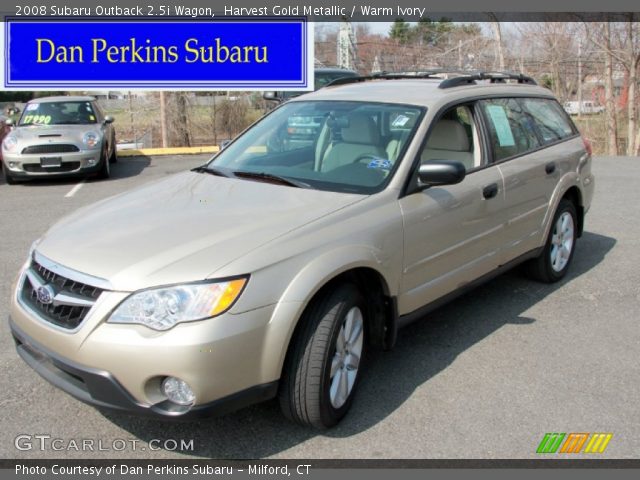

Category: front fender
[255, 245, 401, 382]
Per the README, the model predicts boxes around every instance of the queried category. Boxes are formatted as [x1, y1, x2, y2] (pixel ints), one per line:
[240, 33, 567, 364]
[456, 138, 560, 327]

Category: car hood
[13, 124, 101, 144]
[36, 171, 364, 291]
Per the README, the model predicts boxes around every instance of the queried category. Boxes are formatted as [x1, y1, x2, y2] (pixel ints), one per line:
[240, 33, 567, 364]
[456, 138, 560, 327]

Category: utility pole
[577, 40, 583, 119]
[159, 91, 168, 148]
[337, 19, 357, 69]
[128, 91, 136, 148]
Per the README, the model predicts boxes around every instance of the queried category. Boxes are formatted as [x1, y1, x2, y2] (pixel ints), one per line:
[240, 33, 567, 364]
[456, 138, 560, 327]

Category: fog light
[87, 159, 96, 166]
[161, 377, 195, 405]
[8, 162, 16, 168]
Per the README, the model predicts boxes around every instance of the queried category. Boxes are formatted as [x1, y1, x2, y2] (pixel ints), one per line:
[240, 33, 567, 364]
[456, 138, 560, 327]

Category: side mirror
[5, 118, 14, 127]
[104, 115, 114, 124]
[417, 160, 466, 188]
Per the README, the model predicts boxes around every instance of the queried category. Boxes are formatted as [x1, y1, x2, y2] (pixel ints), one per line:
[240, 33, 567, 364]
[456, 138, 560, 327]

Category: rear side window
[479, 99, 541, 162]
[520, 98, 576, 144]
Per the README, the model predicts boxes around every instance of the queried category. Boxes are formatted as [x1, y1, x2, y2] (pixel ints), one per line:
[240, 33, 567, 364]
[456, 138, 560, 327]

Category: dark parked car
[263, 68, 359, 103]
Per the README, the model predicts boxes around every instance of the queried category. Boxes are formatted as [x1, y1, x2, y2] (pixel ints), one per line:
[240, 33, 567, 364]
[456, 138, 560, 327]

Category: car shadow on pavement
[104, 156, 151, 181]
[101, 231, 616, 458]
[0, 156, 150, 186]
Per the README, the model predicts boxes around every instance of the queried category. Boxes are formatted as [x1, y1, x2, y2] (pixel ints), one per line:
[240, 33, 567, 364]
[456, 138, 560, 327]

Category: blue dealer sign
[3, 19, 311, 89]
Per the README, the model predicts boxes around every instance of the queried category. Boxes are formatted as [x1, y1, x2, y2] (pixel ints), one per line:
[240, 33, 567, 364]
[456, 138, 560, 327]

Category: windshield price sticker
[22, 115, 52, 125]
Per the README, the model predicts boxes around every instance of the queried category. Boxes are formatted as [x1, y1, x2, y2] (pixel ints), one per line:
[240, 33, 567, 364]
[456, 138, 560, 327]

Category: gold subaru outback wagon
[10, 73, 594, 428]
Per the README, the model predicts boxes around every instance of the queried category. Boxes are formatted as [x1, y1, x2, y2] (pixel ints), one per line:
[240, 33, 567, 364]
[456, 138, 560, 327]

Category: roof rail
[325, 71, 442, 88]
[439, 72, 537, 89]
[324, 70, 537, 89]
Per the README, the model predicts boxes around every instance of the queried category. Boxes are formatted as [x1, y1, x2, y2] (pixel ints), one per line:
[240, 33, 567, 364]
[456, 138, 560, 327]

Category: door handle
[482, 183, 498, 199]
[545, 162, 556, 174]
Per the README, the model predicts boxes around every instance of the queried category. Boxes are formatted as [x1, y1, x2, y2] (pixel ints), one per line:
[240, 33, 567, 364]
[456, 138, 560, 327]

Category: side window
[419, 105, 481, 171]
[480, 99, 540, 162]
[520, 98, 575, 145]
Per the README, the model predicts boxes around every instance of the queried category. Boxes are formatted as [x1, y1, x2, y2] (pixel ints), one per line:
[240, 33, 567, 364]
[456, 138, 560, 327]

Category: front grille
[22, 144, 80, 154]
[23, 162, 81, 173]
[21, 260, 104, 330]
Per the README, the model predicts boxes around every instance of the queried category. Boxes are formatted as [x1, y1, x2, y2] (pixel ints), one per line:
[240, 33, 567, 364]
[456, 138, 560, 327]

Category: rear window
[520, 98, 576, 145]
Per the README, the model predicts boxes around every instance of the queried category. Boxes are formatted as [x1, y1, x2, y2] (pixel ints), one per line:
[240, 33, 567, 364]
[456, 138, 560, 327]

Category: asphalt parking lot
[0, 155, 638, 459]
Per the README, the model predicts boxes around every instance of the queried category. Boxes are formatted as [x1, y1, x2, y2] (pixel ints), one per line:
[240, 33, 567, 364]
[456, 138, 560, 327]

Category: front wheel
[526, 199, 578, 282]
[279, 283, 366, 428]
[97, 147, 110, 180]
[3, 166, 17, 185]
[108, 143, 117, 164]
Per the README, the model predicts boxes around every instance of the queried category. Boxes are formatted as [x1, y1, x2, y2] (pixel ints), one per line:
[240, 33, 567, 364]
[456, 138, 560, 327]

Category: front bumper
[9, 262, 291, 419]
[2, 149, 102, 178]
[10, 321, 277, 419]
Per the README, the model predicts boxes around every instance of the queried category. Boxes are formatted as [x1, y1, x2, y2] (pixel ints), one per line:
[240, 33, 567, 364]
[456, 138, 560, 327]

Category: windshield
[19, 101, 98, 126]
[208, 101, 424, 194]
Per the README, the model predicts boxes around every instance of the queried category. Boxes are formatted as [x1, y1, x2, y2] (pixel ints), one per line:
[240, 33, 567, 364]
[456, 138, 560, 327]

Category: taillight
[582, 136, 593, 156]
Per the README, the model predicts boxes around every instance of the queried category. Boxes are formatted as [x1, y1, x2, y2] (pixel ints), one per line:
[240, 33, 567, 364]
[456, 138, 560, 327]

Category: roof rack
[324, 70, 537, 89]
[325, 71, 443, 88]
[438, 72, 537, 89]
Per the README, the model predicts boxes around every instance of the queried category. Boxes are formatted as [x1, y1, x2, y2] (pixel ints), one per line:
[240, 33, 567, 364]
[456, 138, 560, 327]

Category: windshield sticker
[89, 115, 96, 121]
[392, 115, 410, 127]
[22, 115, 52, 125]
[486, 105, 515, 147]
[26, 104, 39, 111]
[367, 158, 393, 170]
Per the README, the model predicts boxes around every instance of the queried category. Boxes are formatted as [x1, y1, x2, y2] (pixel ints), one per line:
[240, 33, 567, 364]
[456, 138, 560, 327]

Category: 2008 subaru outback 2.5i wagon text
[10, 72, 594, 428]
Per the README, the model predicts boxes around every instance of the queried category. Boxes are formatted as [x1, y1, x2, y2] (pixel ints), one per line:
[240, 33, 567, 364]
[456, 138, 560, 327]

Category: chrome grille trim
[24, 269, 96, 308]
[18, 252, 112, 331]
[33, 251, 113, 291]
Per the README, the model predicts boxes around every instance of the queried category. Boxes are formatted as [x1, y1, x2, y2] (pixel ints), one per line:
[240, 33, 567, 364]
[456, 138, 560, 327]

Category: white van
[564, 101, 604, 115]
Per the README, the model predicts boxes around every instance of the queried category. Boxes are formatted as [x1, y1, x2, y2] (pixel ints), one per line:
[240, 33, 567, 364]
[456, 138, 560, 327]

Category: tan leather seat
[321, 114, 386, 172]
[421, 120, 474, 170]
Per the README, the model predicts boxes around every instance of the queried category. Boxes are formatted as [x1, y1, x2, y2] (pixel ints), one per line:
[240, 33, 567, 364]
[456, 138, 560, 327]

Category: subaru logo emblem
[36, 284, 55, 305]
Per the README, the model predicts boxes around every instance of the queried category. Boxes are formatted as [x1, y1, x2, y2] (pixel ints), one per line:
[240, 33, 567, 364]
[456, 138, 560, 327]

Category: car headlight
[108, 277, 248, 331]
[82, 131, 100, 149]
[2, 134, 18, 152]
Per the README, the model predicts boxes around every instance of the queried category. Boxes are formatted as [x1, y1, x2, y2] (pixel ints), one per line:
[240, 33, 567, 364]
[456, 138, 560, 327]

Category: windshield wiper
[191, 165, 232, 177]
[232, 171, 311, 189]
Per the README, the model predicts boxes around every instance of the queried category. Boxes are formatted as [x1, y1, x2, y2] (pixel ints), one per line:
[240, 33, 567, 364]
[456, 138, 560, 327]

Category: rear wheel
[279, 283, 366, 428]
[526, 199, 577, 282]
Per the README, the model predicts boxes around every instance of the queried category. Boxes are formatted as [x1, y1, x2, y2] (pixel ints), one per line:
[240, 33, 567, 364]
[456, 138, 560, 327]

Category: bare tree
[489, 15, 505, 71]
[585, 21, 623, 155]
[603, 22, 620, 155]
[622, 16, 640, 155]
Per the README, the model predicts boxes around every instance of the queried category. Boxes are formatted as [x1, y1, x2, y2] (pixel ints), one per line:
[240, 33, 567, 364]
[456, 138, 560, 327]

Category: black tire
[279, 283, 367, 429]
[526, 199, 578, 283]
[3, 166, 17, 185]
[108, 137, 118, 164]
[97, 147, 110, 180]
